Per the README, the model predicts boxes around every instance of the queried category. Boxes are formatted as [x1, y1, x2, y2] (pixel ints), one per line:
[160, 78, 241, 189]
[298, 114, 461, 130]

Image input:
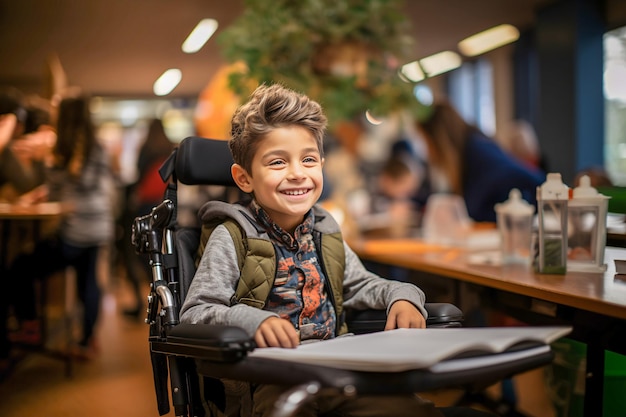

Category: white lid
[538, 173, 569, 200]
[572, 174, 609, 200]
[495, 188, 535, 216]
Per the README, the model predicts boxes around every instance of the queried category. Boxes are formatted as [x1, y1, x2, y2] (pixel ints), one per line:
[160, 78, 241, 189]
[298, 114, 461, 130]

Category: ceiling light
[413, 85, 434, 106]
[153, 69, 182, 96]
[399, 61, 425, 82]
[365, 110, 383, 125]
[458, 24, 520, 57]
[420, 51, 462, 77]
[120, 105, 139, 127]
[182, 18, 218, 53]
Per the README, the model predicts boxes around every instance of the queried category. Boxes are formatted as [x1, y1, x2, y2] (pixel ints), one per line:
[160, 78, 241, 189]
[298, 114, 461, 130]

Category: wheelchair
[131, 136, 555, 417]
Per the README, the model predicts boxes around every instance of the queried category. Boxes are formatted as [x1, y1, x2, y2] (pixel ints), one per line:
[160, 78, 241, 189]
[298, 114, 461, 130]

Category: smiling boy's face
[231, 125, 324, 233]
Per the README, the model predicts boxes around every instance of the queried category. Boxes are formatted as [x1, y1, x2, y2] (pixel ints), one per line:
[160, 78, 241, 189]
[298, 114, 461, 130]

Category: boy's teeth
[284, 189, 306, 195]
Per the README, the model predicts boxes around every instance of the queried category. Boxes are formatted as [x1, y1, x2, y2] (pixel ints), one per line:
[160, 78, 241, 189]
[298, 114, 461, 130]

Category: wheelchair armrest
[150, 323, 255, 362]
[346, 302, 463, 334]
[151, 303, 463, 360]
[424, 302, 464, 327]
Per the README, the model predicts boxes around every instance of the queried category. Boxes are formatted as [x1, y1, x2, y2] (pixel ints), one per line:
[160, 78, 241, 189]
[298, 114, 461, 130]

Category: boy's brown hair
[229, 83, 327, 173]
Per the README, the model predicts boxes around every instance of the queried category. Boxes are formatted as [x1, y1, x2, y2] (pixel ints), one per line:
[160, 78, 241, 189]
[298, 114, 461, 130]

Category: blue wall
[515, 0, 606, 185]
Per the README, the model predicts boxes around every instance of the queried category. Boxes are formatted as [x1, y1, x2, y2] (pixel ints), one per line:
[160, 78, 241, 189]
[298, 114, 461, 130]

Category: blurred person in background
[8, 98, 57, 204]
[416, 101, 546, 223]
[134, 119, 174, 217]
[119, 118, 174, 318]
[0, 88, 30, 375]
[5, 94, 115, 359]
[1, 89, 57, 374]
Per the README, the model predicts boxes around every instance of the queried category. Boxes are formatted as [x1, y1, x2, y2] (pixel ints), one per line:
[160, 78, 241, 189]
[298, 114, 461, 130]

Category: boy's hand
[385, 300, 426, 330]
[255, 317, 299, 348]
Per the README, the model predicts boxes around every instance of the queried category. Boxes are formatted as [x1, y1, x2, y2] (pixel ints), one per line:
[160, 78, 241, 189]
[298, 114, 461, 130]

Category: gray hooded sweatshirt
[179, 201, 428, 338]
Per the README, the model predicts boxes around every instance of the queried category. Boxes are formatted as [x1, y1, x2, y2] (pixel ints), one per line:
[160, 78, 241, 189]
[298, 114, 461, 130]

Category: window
[448, 59, 496, 137]
[604, 26, 626, 185]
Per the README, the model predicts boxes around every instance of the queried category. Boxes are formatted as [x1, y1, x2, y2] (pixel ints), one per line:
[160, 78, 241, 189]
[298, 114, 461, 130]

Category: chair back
[165, 137, 239, 303]
[175, 227, 201, 304]
[173, 137, 235, 186]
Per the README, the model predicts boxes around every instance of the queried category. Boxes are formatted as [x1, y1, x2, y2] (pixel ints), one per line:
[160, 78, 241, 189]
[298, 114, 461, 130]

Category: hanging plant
[217, 0, 420, 126]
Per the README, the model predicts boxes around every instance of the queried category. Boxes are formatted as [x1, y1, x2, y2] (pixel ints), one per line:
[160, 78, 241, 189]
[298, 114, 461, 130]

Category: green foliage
[218, 0, 420, 126]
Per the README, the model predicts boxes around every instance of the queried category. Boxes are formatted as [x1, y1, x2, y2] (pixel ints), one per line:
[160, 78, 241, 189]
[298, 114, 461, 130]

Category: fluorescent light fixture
[182, 18, 218, 53]
[458, 24, 520, 57]
[153, 69, 182, 96]
[399, 61, 425, 82]
[399, 51, 461, 82]
[420, 51, 462, 77]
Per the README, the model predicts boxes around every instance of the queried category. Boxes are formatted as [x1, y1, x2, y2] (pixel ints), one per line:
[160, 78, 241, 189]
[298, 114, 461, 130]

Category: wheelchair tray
[194, 348, 553, 395]
[154, 323, 558, 393]
[151, 324, 555, 395]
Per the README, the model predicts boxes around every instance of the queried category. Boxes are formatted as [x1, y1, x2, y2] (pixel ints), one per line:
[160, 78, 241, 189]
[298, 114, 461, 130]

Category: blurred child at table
[6, 94, 115, 359]
[366, 153, 423, 237]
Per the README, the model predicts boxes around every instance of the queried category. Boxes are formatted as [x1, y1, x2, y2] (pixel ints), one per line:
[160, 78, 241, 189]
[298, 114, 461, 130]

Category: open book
[248, 326, 572, 372]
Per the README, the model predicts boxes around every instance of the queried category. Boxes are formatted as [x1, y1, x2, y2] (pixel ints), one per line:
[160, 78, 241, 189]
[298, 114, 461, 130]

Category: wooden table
[351, 237, 626, 416]
[0, 202, 72, 376]
[0, 202, 67, 268]
[0, 201, 67, 218]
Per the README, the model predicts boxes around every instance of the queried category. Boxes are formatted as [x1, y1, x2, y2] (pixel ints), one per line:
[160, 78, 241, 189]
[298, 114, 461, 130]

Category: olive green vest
[196, 202, 348, 335]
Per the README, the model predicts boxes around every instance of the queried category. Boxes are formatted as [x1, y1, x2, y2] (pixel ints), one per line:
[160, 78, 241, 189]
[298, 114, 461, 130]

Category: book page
[248, 326, 572, 372]
[428, 344, 551, 373]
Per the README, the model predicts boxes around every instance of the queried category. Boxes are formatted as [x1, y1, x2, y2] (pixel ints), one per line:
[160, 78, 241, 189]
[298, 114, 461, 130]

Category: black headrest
[174, 136, 235, 186]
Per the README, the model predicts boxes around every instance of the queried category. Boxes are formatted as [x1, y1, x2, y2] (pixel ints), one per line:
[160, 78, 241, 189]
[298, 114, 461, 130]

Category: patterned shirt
[250, 200, 336, 341]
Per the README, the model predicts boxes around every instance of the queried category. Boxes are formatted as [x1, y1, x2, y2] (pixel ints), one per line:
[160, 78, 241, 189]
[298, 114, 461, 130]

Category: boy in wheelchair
[179, 84, 494, 417]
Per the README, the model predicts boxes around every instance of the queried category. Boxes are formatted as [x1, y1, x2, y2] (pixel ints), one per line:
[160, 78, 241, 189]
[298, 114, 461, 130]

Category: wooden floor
[0, 275, 174, 417]
[0, 266, 559, 417]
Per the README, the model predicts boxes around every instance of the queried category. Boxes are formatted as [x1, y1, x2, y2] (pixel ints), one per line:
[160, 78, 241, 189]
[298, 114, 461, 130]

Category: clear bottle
[537, 173, 569, 274]
[495, 189, 535, 265]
